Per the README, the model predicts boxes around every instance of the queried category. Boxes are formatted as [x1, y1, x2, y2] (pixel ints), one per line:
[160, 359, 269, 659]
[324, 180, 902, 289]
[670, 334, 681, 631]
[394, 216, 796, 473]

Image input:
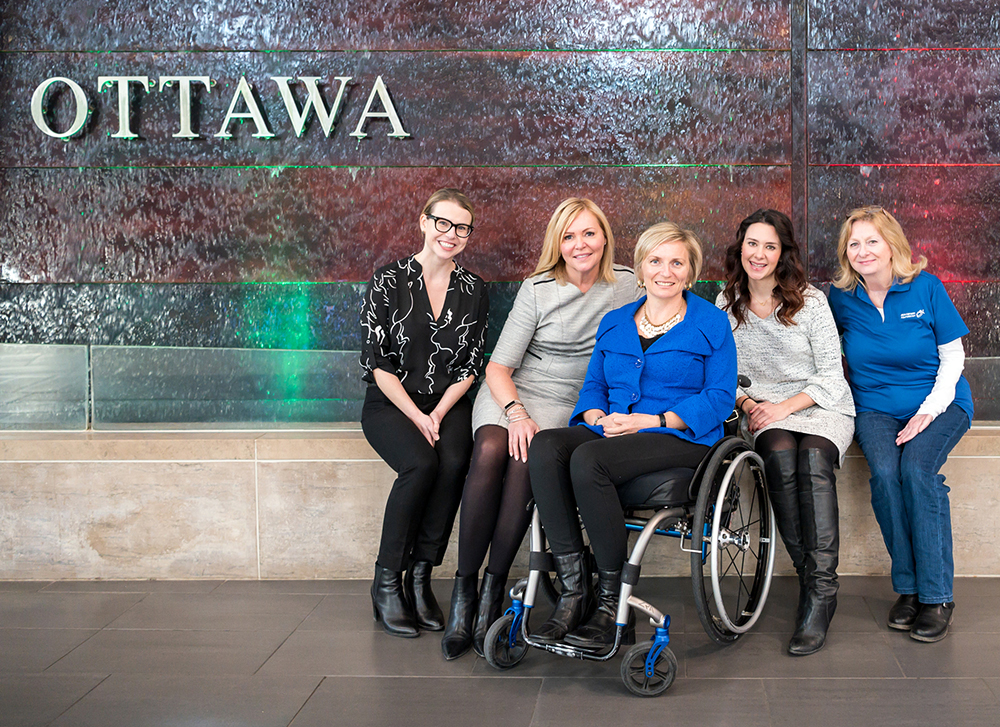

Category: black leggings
[455, 425, 534, 578]
[529, 426, 709, 572]
[755, 428, 839, 464]
[361, 386, 473, 573]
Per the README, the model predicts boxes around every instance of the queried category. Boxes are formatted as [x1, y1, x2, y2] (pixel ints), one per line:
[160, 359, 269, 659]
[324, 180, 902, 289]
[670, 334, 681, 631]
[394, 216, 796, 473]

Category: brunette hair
[832, 206, 927, 291]
[531, 198, 618, 284]
[633, 222, 702, 287]
[419, 188, 475, 228]
[720, 209, 806, 327]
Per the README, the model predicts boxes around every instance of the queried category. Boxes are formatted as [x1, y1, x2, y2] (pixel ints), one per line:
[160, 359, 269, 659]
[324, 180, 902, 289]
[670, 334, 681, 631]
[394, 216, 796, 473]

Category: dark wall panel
[1, 166, 791, 284]
[0, 51, 790, 168]
[1, 0, 790, 52]
[809, 50, 1000, 164]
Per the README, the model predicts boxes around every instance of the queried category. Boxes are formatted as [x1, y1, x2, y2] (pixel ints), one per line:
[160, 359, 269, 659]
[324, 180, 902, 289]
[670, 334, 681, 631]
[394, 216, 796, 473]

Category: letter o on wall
[31, 77, 89, 138]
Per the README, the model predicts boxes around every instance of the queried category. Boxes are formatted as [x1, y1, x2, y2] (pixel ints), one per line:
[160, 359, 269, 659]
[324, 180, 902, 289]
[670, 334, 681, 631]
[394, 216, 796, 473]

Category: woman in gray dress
[441, 198, 637, 660]
[716, 209, 854, 656]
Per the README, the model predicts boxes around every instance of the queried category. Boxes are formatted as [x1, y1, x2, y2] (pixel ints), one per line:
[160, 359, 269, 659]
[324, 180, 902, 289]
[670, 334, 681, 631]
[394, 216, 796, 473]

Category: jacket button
[631, 393, 638, 402]
[635, 359, 642, 368]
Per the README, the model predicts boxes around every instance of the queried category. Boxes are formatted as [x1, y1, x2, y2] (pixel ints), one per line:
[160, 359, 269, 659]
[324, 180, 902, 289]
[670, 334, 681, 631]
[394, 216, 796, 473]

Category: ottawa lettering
[31, 75, 410, 140]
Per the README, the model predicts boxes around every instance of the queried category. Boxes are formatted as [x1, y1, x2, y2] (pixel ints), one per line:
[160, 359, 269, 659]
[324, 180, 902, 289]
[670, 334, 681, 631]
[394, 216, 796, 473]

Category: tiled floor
[2, 576, 999, 727]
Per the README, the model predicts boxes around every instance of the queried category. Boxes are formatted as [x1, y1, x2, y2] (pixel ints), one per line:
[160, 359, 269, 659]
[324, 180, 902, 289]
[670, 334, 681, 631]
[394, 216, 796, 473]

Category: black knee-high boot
[764, 449, 809, 619]
[441, 573, 478, 659]
[532, 552, 593, 643]
[564, 568, 635, 650]
[789, 448, 840, 656]
[472, 570, 508, 657]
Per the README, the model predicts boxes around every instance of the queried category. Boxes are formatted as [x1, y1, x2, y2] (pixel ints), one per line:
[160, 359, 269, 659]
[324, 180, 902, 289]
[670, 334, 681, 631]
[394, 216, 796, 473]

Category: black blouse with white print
[360, 255, 489, 397]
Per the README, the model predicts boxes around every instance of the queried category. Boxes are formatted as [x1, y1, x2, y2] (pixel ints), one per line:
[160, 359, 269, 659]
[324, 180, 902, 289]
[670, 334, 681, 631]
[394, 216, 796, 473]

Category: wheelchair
[483, 412, 776, 697]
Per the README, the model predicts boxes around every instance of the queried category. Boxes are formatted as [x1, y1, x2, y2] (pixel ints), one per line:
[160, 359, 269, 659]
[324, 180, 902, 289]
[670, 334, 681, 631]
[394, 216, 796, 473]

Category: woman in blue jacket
[829, 206, 972, 643]
[527, 222, 737, 649]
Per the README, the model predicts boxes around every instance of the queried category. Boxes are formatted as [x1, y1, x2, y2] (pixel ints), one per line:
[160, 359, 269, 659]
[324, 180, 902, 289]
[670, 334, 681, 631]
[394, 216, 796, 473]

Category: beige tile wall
[1, 426, 997, 579]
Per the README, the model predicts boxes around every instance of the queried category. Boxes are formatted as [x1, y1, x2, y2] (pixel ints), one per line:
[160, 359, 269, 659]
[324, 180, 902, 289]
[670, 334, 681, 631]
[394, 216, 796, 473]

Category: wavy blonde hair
[634, 222, 703, 288]
[833, 206, 926, 291]
[531, 198, 617, 284]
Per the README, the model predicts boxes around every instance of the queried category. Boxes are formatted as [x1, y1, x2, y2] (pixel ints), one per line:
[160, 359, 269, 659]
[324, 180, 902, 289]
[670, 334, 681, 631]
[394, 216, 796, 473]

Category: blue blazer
[569, 292, 737, 446]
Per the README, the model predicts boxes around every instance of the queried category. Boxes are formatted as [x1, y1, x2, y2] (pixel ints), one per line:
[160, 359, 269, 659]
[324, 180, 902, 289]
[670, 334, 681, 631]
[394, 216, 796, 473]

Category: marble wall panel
[1, 51, 790, 168]
[3, 0, 791, 52]
[0, 166, 791, 284]
[0, 461, 257, 578]
[809, 0, 1000, 50]
[808, 50, 1000, 165]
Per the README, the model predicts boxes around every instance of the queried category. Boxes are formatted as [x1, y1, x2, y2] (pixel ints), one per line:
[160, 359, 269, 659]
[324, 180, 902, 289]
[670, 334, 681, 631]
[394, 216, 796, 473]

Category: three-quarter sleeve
[359, 266, 399, 383]
[490, 279, 538, 370]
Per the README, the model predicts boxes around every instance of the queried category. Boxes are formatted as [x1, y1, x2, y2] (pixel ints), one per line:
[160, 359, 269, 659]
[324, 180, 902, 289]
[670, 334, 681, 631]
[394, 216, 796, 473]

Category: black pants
[529, 426, 709, 571]
[361, 386, 473, 572]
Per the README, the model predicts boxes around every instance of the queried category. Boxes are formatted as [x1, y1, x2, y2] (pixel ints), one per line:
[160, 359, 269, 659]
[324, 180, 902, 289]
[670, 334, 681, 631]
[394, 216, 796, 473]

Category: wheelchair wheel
[620, 641, 677, 697]
[484, 612, 528, 670]
[691, 437, 775, 644]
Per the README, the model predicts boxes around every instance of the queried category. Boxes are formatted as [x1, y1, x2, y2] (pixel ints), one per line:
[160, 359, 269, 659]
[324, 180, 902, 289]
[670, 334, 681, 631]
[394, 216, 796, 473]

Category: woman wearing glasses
[441, 198, 637, 660]
[361, 188, 489, 638]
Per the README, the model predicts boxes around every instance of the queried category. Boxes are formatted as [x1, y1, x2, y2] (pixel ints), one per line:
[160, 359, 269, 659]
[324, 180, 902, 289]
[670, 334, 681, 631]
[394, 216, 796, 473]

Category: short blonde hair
[633, 222, 703, 288]
[833, 206, 927, 291]
[420, 188, 474, 229]
[531, 198, 617, 284]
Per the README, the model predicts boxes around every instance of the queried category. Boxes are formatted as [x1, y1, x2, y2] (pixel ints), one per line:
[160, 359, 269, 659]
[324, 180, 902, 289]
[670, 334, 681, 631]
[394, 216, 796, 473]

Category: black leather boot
[404, 560, 445, 631]
[910, 602, 955, 642]
[472, 570, 508, 657]
[441, 573, 478, 660]
[763, 448, 809, 620]
[564, 568, 635, 650]
[788, 448, 839, 656]
[887, 593, 921, 631]
[532, 552, 593, 643]
[372, 563, 419, 638]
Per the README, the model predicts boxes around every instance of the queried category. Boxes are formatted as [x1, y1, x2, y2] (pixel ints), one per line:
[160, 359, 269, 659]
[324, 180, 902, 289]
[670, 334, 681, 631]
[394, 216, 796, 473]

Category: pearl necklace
[638, 304, 684, 337]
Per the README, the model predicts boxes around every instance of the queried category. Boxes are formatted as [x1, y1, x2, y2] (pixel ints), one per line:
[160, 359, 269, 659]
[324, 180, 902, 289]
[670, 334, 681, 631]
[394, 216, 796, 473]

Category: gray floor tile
[889, 632, 1000, 678]
[764, 677, 1000, 727]
[105, 593, 322, 631]
[837, 575, 893, 598]
[258, 628, 478, 677]
[45, 629, 291, 676]
[297, 594, 380, 632]
[50, 674, 322, 727]
[984, 678, 1000, 701]
[0, 581, 54, 593]
[40, 580, 223, 593]
[532, 677, 771, 726]
[0, 593, 145, 629]
[683, 629, 904, 678]
[0, 674, 107, 727]
[0, 629, 99, 673]
[289, 676, 541, 727]
[212, 579, 368, 595]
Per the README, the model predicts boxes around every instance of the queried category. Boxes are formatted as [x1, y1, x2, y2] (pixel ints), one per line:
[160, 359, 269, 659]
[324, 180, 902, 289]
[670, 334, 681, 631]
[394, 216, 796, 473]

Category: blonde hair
[420, 188, 474, 229]
[633, 222, 703, 288]
[833, 206, 927, 291]
[531, 198, 617, 284]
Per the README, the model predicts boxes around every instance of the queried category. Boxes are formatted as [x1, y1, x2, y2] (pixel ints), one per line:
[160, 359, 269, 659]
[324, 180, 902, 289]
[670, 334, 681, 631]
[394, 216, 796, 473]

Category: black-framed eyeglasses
[426, 213, 474, 238]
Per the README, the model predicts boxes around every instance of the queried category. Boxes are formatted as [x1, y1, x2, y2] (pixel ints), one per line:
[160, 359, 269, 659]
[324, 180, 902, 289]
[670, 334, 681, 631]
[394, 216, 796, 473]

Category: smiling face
[559, 209, 607, 279]
[419, 199, 471, 262]
[640, 241, 691, 303]
[741, 222, 781, 284]
[846, 219, 893, 285]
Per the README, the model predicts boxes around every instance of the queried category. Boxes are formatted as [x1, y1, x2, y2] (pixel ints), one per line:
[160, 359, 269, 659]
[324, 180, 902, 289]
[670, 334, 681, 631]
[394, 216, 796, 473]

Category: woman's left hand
[896, 414, 933, 445]
[747, 400, 791, 433]
[598, 412, 659, 437]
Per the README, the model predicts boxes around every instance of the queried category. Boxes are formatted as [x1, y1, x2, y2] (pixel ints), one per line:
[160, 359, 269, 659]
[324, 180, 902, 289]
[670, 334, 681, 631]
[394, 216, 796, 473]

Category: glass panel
[91, 346, 365, 428]
[0, 343, 89, 430]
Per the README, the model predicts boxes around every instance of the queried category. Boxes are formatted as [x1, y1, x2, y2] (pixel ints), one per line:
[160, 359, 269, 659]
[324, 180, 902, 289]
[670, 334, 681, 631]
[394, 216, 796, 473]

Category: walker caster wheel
[484, 612, 528, 670]
[620, 641, 677, 697]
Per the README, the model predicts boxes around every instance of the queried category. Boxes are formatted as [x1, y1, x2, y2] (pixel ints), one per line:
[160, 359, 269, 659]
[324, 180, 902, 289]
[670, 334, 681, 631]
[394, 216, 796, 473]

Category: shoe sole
[887, 621, 913, 631]
[909, 622, 952, 642]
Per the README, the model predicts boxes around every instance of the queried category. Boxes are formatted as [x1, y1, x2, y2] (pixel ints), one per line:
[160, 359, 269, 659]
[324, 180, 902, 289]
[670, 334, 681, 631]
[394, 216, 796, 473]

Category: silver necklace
[638, 304, 684, 337]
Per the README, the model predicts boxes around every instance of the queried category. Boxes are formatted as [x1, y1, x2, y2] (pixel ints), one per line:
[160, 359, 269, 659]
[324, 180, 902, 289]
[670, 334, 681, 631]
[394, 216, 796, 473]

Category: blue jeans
[854, 403, 970, 604]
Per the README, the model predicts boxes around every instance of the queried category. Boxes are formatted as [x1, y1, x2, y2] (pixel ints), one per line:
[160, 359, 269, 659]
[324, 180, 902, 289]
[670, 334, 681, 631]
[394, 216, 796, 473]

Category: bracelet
[658, 413, 666, 428]
[505, 403, 530, 423]
[504, 400, 522, 411]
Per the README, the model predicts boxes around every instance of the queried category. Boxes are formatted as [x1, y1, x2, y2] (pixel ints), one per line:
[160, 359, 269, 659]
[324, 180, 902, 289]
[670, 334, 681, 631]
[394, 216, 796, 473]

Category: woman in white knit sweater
[716, 209, 854, 656]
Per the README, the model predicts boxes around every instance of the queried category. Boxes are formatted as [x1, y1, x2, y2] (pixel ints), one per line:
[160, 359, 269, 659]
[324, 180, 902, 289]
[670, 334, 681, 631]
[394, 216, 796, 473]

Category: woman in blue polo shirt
[527, 222, 737, 649]
[829, 206, 972, 643]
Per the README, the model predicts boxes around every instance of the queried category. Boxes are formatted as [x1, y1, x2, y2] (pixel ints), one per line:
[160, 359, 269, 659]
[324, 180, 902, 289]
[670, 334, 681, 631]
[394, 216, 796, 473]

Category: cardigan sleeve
[800, 291, 854, 413]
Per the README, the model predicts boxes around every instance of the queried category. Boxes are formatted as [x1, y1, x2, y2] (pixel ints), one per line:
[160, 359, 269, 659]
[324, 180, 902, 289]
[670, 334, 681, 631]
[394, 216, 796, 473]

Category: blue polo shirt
[828, 272, 973, 421]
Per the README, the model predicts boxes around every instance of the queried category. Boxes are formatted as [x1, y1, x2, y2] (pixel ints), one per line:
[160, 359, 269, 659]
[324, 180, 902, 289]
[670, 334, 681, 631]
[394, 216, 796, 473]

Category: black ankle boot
[910, 602, 955, 642]
[763, 448, 809, 617]
[888, 593, 921, 631]
[372, 563, 419, 638]
[404, 560, 445, 631]
[441, 573, 478, 659]
[789, 448, 839, 656]
[564, 568, 635, 650]
[472, 571, 508, 657]
[533, 552, 593, 643]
